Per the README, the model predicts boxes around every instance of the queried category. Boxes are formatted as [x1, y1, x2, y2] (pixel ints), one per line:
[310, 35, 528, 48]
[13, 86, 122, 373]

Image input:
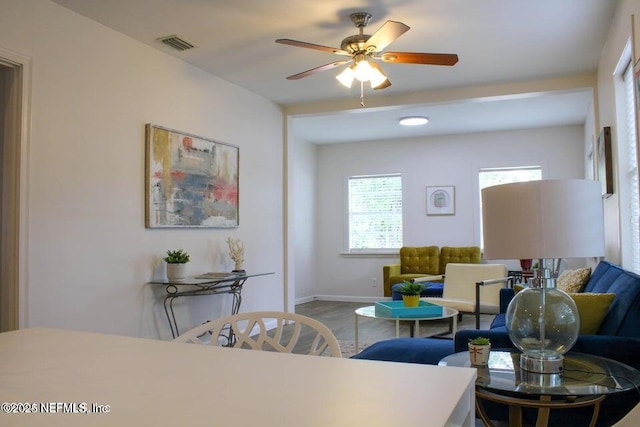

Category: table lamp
[482, 179, 605, 374]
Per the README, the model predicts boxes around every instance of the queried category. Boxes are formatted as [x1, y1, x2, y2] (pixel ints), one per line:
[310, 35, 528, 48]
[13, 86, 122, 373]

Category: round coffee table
[354, 305, 458, 350]
[439, 350, 640, 427]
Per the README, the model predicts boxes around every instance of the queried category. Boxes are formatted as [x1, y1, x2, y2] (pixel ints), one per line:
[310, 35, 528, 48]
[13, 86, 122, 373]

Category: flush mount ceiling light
[399, 116, 429, 126]
[276, 12, 458, 107]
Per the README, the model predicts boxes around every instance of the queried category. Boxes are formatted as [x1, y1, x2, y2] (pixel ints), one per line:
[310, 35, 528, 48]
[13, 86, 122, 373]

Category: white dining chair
[174, 311, 342, 357]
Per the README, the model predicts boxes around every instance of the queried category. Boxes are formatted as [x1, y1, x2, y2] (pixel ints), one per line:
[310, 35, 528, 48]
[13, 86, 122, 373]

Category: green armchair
[439, 246, 482, 273]
[383, 246, 481, 296]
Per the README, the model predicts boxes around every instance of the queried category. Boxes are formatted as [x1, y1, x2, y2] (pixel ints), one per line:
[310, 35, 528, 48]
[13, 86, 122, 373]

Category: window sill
[340, 251, 399, 258]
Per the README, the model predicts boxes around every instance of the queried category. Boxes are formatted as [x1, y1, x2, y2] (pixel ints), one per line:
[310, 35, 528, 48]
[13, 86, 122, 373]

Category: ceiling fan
[275, 12, 458, 95]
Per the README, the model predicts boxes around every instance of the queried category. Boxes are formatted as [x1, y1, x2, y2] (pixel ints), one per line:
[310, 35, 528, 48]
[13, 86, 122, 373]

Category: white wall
[0, 0, 284, 339]
[291, 137, 317, 301]
[314, 125, 584, 299]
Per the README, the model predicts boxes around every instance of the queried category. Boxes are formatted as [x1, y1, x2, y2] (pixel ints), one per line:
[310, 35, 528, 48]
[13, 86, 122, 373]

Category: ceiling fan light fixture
[276, 12, 459, 105]
[399, 116, 429, 126]
[369, 66, 388, 89]
[354, 58, 374, 82]
[336, 66, 356, 88]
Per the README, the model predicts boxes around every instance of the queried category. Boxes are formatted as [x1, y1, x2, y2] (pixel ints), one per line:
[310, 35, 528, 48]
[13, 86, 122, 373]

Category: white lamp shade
[368, 66, 387, 88]
[336, 66, 355, 88]
[354, 60, 373, 81]
[482, 179, 605, 260]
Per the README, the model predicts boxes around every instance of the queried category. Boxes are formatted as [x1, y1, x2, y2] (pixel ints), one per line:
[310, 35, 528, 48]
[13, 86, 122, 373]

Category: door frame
[0, 46, 32, 330]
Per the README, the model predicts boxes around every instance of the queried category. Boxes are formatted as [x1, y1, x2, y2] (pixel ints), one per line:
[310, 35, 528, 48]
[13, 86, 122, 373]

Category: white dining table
[0, 328, 476, 426]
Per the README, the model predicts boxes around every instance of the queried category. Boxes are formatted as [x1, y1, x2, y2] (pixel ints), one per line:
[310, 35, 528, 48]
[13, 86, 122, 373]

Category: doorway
[0, 57, 24, 332]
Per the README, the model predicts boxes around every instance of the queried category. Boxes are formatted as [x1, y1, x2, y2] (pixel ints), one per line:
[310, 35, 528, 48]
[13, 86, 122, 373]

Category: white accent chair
[174, 311, 342, 358]
[419, 263, 510, 329]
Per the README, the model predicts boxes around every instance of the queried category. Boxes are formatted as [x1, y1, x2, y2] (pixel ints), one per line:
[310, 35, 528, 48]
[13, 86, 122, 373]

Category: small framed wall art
[426, 186, 455, 216]
[145, 124, 239, 228]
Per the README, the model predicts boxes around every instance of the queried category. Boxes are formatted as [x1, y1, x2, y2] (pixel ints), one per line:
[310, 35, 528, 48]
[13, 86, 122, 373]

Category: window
[479, 167, 542, 191]
[478, 166, 542, 246]
[619, 60, 640, 273]
[348, 174, 402, 251]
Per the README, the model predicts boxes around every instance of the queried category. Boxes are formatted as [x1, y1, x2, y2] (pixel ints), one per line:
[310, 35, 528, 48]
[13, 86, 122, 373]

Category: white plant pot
[166, 263, 187, 282]
[468, 343, 491, 366]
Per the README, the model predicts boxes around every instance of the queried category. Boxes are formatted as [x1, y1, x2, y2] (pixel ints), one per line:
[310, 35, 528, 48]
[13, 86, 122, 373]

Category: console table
[0, 328, 477, 426]
[150, 272, 273, 338]
[439, 350, 640, 427]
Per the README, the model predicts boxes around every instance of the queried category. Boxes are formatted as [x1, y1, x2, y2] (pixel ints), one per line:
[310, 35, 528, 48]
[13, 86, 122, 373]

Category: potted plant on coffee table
[164, 249, 190, 282]
[395, 281, 425, 307]
[468, 336, 491, 366]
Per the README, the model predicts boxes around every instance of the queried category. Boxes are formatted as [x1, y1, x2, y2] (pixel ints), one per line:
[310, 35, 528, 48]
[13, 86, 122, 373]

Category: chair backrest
[174, 311, 342, 358]
[400, 246, 440, 275]
[442, 263, 508, 305]
[439, 246, 481, 274]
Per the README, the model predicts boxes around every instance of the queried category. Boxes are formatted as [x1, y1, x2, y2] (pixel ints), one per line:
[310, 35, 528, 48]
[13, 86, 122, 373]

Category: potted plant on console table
[164, 249, 190, 282]
[395, 281, 425, 307]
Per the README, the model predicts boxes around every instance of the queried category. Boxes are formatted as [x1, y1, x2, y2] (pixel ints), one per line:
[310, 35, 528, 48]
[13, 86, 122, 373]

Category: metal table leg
[164, 294, 179, 339]
[452, 315, 458, 335]
[355, 313, 359, 350]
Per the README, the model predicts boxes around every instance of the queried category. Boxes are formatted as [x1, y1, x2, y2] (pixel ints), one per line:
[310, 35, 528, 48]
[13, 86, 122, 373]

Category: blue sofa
[353, 261, 640, 426]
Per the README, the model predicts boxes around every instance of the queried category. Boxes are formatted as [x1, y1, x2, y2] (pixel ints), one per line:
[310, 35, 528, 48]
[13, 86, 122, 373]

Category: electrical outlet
[372, 278, 377, 287]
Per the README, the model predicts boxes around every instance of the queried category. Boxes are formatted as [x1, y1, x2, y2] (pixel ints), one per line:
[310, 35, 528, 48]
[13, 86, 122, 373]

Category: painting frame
[145, 124, 239, 228]
[426, 185, 455, 216]
[596, 126, 613, 198]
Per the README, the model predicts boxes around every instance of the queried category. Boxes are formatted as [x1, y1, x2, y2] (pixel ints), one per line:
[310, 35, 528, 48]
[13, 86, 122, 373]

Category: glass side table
[439, 350, 640, 427]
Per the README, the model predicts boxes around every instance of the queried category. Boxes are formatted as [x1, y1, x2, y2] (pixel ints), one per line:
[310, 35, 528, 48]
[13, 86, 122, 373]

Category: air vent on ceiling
[157, 35, 195, 51]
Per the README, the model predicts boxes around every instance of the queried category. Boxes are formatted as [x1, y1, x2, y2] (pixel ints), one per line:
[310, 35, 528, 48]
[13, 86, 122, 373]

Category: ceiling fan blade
[380, 52, 458, 66]
[364, 20, 410, 53]
[286, 60, 351, 80]
[276, 39, 350, 56]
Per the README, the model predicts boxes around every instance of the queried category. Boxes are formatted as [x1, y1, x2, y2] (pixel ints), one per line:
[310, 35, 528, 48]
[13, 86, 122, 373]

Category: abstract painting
[145, 124, 239, 228]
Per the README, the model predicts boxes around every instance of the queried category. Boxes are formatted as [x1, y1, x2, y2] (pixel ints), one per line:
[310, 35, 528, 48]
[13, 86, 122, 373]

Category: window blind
[348, 174, 402, 251]
[623, 62, 640, 272]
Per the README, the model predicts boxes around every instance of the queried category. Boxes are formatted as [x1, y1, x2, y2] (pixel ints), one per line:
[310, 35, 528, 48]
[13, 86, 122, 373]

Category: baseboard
[295, 295, 392, 305]
[295, 295, 316, 305]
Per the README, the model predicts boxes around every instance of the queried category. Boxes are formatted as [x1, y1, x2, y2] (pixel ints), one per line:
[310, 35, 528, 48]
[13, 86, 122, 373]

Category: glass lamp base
[506, 266, 580, 375]
[520, 354, 564, 374]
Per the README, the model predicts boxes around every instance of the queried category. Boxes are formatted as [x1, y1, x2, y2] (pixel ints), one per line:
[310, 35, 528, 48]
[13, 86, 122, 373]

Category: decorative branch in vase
[227, 237, 245, 273]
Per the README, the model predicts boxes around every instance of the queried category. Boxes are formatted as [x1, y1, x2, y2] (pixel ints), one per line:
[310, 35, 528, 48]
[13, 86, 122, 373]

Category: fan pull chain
[360, 80, 365, 107]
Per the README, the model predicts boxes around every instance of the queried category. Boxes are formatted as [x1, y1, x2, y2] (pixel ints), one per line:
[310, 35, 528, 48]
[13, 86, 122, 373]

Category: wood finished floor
[294, 300, 494, 345]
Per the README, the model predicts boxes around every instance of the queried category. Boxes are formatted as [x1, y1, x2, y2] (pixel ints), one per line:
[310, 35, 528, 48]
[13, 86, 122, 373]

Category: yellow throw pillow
[569, 293, 615, 334]
[513, 284, 526, 294]
[557, 267, 591, 293]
